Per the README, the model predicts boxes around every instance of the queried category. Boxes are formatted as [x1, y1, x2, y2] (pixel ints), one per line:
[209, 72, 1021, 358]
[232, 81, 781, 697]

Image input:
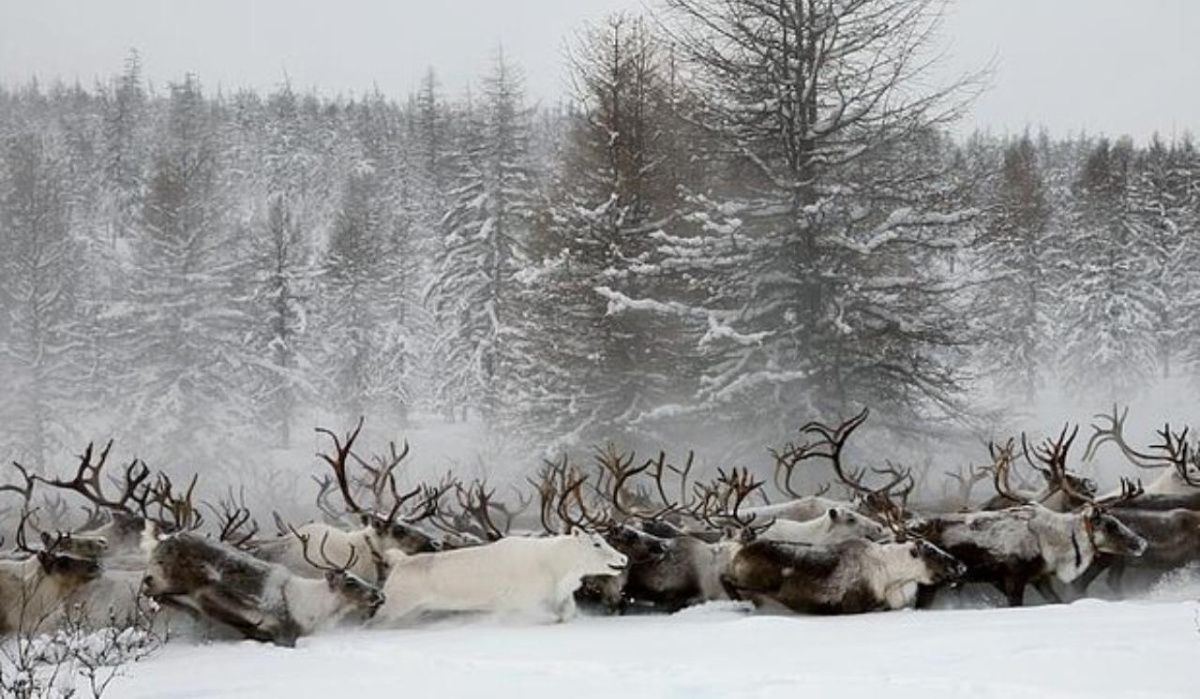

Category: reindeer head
[295, 527, 386, 619]
[17, 511, 103, 585]
[825, 507, 889, 542]
[325, 569, 385, 619]
[572, 530, 629, 575]
[40, 530, 108, 559]
[36, 550, 103, 585]
[906, 539, 965, 584]
[361, 514, 441, 554]
[1082, 505, 1147, 557]
[603, 522, 669, 562]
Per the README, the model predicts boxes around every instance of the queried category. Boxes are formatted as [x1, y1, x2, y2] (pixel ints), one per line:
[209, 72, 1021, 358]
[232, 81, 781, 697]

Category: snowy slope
[110, 599, 1197, 699]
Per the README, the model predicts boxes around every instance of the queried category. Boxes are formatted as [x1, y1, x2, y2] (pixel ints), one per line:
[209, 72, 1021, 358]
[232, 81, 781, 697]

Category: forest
[0, 3, 1196, 492]
[2, 2, 1200, 697]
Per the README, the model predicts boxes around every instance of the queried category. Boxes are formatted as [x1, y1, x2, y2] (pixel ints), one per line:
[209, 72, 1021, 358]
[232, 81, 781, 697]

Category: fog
[0, 0, 1197, 521]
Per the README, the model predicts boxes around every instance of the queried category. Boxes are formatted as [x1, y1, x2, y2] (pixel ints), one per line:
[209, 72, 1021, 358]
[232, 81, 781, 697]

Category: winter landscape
[1, 0, 1199, 696]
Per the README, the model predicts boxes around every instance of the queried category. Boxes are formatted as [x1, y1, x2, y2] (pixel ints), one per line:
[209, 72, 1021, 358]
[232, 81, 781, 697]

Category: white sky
[0, 0, 1195, 142]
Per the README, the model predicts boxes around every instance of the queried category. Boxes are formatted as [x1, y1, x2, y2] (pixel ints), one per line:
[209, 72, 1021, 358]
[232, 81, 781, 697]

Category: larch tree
[598, 0, 982, 446]
[1061, 138, 1157, 400]
[1130, 137, 1194, 380]
[121, 75, 255, 462]
[427, 50, 537, 428]
[977, 135, 1054, 404]
[515, 14, 684, 449]
[0, 131, 82, 464]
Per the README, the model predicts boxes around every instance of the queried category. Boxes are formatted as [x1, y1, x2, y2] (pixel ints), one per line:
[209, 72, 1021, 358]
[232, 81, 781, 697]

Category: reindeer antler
[796, 408, 872, 496]
[316, 418, 367, 515]
[289, 526, 359, 574]
[147, 473, 203, 531]
[205, 487, 259, 549]
[32, 442, 153, 516]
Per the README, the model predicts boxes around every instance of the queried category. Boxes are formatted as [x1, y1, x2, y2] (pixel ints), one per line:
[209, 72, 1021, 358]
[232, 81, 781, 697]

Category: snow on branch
[825, 207, 979, 255]
[700, 314, 770, 347]
[595, 286, 704, 319]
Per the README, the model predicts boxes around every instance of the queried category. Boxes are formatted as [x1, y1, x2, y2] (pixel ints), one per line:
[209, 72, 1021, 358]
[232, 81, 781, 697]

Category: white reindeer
[759, 507, 889, 545]
[376, 531, 627, 625]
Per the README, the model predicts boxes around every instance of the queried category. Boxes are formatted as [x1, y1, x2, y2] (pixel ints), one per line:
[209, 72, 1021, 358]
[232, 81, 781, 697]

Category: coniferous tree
[598, 0, 982, 447]
[1062, 138, 1157, 400]
[427, 51, 537, 428]
[0, 131, 81, 463]
[122, 75, 255, 461]
[515, 14, 683, 449]
[978, 135, 1054, 403]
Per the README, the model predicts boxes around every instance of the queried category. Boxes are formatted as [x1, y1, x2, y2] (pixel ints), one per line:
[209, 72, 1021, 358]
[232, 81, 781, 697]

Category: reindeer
[529, 455, 680, 613]
[26, 441, 162, 569]
[2, 463, 112, 562]
[744, 408, 871, 523]
[722, 537, 964, 615]
[255, 420, 441, 583]
[376, 530, 627, 625]
[1083, 406, 1200, 502]
[0, 511, 103, 636]
[759, 507, 889, 546]
[141, 525, 384, 647]
[980, 425, 1097, 511]
[617, 466, 771, 612]
[544, 453, 765, 614]
[718, 413, 967, 614]
[915, 438, 1147, 607]
[1071, 506, 1200, 596]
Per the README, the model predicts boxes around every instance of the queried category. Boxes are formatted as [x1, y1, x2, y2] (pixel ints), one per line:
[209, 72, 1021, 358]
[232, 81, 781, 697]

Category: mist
[0, 0, 1196, 519]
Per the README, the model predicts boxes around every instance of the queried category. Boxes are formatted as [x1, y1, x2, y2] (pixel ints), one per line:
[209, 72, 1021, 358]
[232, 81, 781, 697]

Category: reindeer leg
[719, 574, 742, 602]
[1002, 576, 1026, 607]
[194, 590, 280, 645]
[1106, 560, 1127, 596]
[1071, 555, 1111, 599]
[914, 584, 939, 609]
[553, 595, 577, 623]
[1032, 577, 1063, 605]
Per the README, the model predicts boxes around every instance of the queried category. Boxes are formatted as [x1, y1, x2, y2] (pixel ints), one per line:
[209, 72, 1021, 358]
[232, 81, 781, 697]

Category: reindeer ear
[40, 531, 54, 547]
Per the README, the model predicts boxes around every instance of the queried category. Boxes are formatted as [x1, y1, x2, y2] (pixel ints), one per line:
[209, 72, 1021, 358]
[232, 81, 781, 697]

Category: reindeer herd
[0, 407, 1198, 648]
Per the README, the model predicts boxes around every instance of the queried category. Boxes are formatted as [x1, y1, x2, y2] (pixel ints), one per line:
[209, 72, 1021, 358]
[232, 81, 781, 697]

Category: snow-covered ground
[109, 597, 1197, 699]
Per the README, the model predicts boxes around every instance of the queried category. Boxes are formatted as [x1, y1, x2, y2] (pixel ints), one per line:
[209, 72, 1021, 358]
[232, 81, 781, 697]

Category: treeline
[0, 2, 1196, 475]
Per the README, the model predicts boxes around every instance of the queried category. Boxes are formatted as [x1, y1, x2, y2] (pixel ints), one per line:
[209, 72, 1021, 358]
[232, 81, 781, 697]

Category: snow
[108, 598, 1198, 698]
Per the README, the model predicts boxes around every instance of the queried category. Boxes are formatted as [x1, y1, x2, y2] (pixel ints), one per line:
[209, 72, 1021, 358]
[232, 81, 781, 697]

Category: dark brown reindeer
[550, 451, 763, 614]
[720, 449, 964, 615]
[1071, 504, 1200, 596]
[916, 437, 1146, 607]
[141, 524, 384, 647]
[612, 465, 771, 612]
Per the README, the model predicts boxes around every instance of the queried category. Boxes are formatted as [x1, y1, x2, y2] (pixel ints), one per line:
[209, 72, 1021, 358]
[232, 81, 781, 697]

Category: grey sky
[0, 0, 1195, 142]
